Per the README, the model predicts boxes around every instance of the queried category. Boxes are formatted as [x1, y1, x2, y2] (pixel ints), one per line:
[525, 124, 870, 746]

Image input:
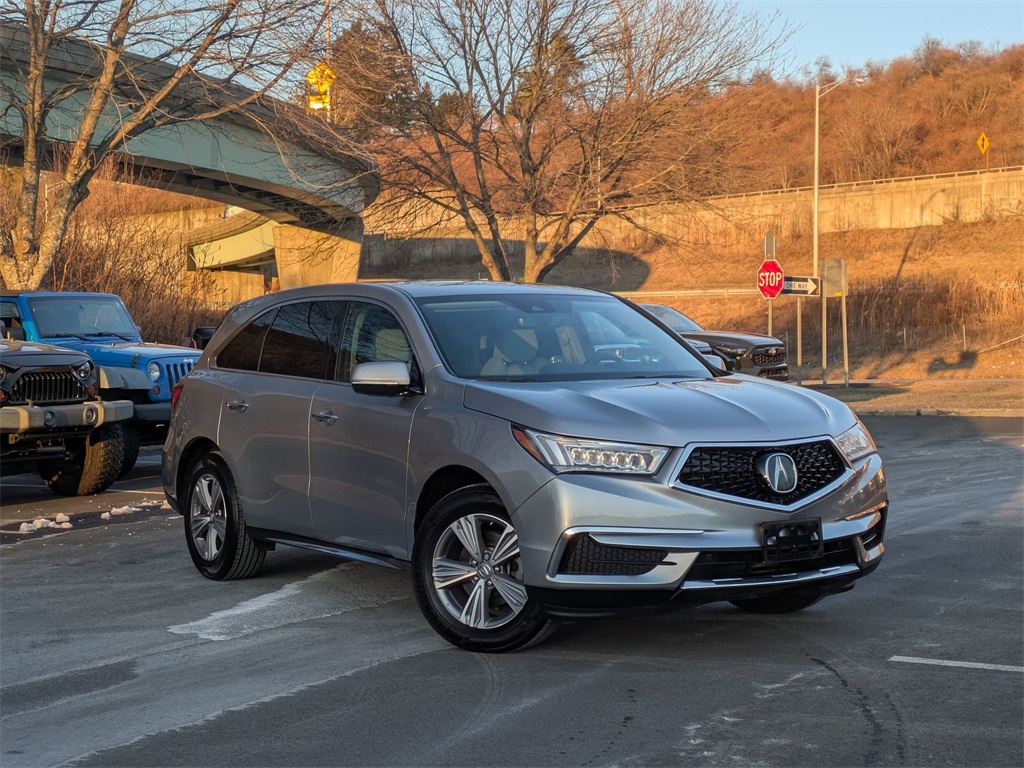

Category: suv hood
[684, 331, 784, 349]
[463, 376, 854, 446]
[57, 341, 198, 365]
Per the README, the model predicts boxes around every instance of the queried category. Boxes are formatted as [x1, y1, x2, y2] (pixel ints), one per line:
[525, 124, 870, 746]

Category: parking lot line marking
[889, 655, 1024, 673]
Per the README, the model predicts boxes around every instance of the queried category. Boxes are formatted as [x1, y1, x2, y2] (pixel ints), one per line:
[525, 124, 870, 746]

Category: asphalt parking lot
[0, 416, 1021, 767]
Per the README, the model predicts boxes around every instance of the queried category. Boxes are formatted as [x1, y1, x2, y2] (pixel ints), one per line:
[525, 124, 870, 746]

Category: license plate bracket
[761, 519, 823, 563]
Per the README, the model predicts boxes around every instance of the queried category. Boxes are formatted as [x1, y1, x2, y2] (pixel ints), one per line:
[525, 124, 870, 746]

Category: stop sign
[757, 259, 785, 299]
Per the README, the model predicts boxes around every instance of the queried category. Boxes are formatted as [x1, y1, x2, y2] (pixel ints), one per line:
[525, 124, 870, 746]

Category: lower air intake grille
[9, 371, 88, 405]
[558, 535, 667, 576]
[677, 440, 846, 504]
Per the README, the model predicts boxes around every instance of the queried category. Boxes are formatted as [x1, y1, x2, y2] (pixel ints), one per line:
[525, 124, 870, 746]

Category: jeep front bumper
[1, 399, 134, 434]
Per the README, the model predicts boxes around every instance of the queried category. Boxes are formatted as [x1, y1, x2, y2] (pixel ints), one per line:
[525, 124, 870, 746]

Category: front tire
[182, 452, 265, 580]
[413, 486, 558, 652]
[729, 593, 823, 614]
[117, 422, 140, 479]
[39, 424, 125, 496]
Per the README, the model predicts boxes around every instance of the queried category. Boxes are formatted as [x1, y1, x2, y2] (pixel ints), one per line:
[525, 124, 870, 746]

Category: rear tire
[413, 486, 559, 652]
[729, 593, 823, 614]
[117, 423, 140, 479]
[182, 452, 265, 580]
[39, 424, 125, 496]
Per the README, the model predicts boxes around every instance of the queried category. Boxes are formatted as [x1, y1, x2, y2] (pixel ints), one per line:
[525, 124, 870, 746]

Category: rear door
[213, 300, 339, 538]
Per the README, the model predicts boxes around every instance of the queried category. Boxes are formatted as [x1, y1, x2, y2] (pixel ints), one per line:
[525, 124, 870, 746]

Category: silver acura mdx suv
[163, 282, 887, 652]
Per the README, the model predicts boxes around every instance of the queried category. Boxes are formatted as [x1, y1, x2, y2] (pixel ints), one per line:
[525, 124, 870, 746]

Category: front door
[308, 300, 421, 559]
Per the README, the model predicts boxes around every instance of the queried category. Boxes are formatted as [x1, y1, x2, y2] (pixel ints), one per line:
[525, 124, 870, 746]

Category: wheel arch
[175, 437, 221, 511]
[414, 466, 492, 534]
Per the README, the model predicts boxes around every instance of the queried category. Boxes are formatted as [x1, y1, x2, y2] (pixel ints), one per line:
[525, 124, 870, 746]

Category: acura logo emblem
[757, 452, 798, 494]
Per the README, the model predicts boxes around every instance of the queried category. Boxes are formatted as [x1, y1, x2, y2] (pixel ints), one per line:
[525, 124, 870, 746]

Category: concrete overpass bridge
[0, 22, 379, 287]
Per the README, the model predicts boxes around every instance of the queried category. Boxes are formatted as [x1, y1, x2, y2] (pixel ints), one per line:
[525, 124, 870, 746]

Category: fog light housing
[44, 410, 56, 426]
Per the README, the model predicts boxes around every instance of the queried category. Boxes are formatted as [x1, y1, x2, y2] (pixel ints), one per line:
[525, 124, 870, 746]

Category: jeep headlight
[147, 361, 162, 382]
[836, 419, 877, 463]
[75, 360, 93, 379]
[513, 427, 669, 475]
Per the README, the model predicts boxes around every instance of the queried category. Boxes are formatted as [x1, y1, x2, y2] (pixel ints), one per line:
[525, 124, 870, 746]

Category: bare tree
[0, 1, 328, 290]
[330, 0, 786, 283]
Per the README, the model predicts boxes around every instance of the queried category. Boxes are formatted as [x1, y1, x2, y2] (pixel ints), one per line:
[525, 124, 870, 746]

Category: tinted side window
[215, 308, 276, 371]
[260, 301, 339, 379]
[336, 302, 414, 383]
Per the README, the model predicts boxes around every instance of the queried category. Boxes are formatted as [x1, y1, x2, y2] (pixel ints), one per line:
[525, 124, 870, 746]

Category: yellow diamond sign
[306, 63, 336, 94]
[976, 132, 990, 155]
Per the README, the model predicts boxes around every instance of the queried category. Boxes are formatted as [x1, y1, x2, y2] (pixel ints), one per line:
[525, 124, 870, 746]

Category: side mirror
[705, 355, 727, 371]
[351, 361, 413, 396]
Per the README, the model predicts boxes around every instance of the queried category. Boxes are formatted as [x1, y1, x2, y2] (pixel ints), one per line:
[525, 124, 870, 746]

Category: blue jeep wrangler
[0, 292, 197, 476]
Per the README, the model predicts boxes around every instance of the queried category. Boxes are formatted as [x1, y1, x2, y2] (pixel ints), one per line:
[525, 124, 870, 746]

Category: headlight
[713, 345, 746, 358]
[836, 419, 877, 463]
[512, 426, 669, 475]
[147, 361, 162, 382]
[0, 366, 7, 384]
[75, 360, 93, 379]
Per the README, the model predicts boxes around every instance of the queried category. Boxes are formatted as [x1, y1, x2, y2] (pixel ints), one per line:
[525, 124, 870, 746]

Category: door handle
[226, 399, 249, 412]
[311, 409, 337, 426]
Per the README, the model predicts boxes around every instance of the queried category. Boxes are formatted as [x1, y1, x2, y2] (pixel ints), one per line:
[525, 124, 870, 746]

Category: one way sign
[781, 276, 821, 296]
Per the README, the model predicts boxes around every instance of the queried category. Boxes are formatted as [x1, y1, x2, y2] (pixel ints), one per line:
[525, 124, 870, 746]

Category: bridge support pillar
[273, 219, 364, 287]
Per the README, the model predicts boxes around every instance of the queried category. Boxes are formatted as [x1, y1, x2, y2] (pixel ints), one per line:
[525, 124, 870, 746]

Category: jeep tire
[38, 424, 126, 496]
[117, 422, 140, 479]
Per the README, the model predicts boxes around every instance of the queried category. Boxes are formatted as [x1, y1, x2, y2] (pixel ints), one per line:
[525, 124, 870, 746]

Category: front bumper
[0, 399, 134, 433]
[132, 402, 172, 424]
[512, 452, 887, 613]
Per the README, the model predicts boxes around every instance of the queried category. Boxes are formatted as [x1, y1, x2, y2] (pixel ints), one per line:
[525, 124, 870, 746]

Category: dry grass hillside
[393, 217, 1023, 382]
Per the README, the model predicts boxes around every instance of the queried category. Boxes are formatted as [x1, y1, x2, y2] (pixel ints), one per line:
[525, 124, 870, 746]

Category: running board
[247, 528, 410, 571]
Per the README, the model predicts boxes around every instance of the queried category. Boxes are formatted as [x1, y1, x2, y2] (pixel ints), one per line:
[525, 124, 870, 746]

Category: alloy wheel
[190, 472, 227, 561]
[430, 512, 528, 630]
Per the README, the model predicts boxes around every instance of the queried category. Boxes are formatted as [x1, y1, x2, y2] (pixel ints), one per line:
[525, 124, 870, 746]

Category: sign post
[821, 259, 849, 385]
[977, 131, 990, 172]
[781, 275, 820, 385]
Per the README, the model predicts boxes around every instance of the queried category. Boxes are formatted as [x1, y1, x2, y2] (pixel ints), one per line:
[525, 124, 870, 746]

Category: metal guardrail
[616, 288, 760, 299]
[709, 165, 1024, 202]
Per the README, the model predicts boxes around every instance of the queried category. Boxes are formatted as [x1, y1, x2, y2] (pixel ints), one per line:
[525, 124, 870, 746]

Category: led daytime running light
[514, 427, 669, 475]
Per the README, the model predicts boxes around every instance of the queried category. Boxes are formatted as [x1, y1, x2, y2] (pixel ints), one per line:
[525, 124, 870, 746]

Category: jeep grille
[676, 440, 846, 505]
[163, 361, 194, 386]
[9, 371, 88, 405]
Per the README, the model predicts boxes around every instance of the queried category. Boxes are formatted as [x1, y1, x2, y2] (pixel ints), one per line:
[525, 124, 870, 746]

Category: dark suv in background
[640, 303, 789, 380]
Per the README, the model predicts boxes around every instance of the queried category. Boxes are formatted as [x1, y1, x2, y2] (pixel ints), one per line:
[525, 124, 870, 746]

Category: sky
[737, 0, 1024, 75]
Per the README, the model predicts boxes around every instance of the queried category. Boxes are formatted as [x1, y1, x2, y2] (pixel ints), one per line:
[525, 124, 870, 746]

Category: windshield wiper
[88, 331, 134, 341]
[44, 332, 89, 341]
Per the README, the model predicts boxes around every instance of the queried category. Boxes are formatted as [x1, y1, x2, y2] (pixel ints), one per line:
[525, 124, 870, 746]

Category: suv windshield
[28, 296, 139, 340]
[416, 293, 711, 380]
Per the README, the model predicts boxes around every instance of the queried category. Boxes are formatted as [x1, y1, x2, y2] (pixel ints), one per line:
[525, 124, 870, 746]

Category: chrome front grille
[163, 361, 194, 386]
[9, 371, 88, 405]
[676, 440, 846, 505]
